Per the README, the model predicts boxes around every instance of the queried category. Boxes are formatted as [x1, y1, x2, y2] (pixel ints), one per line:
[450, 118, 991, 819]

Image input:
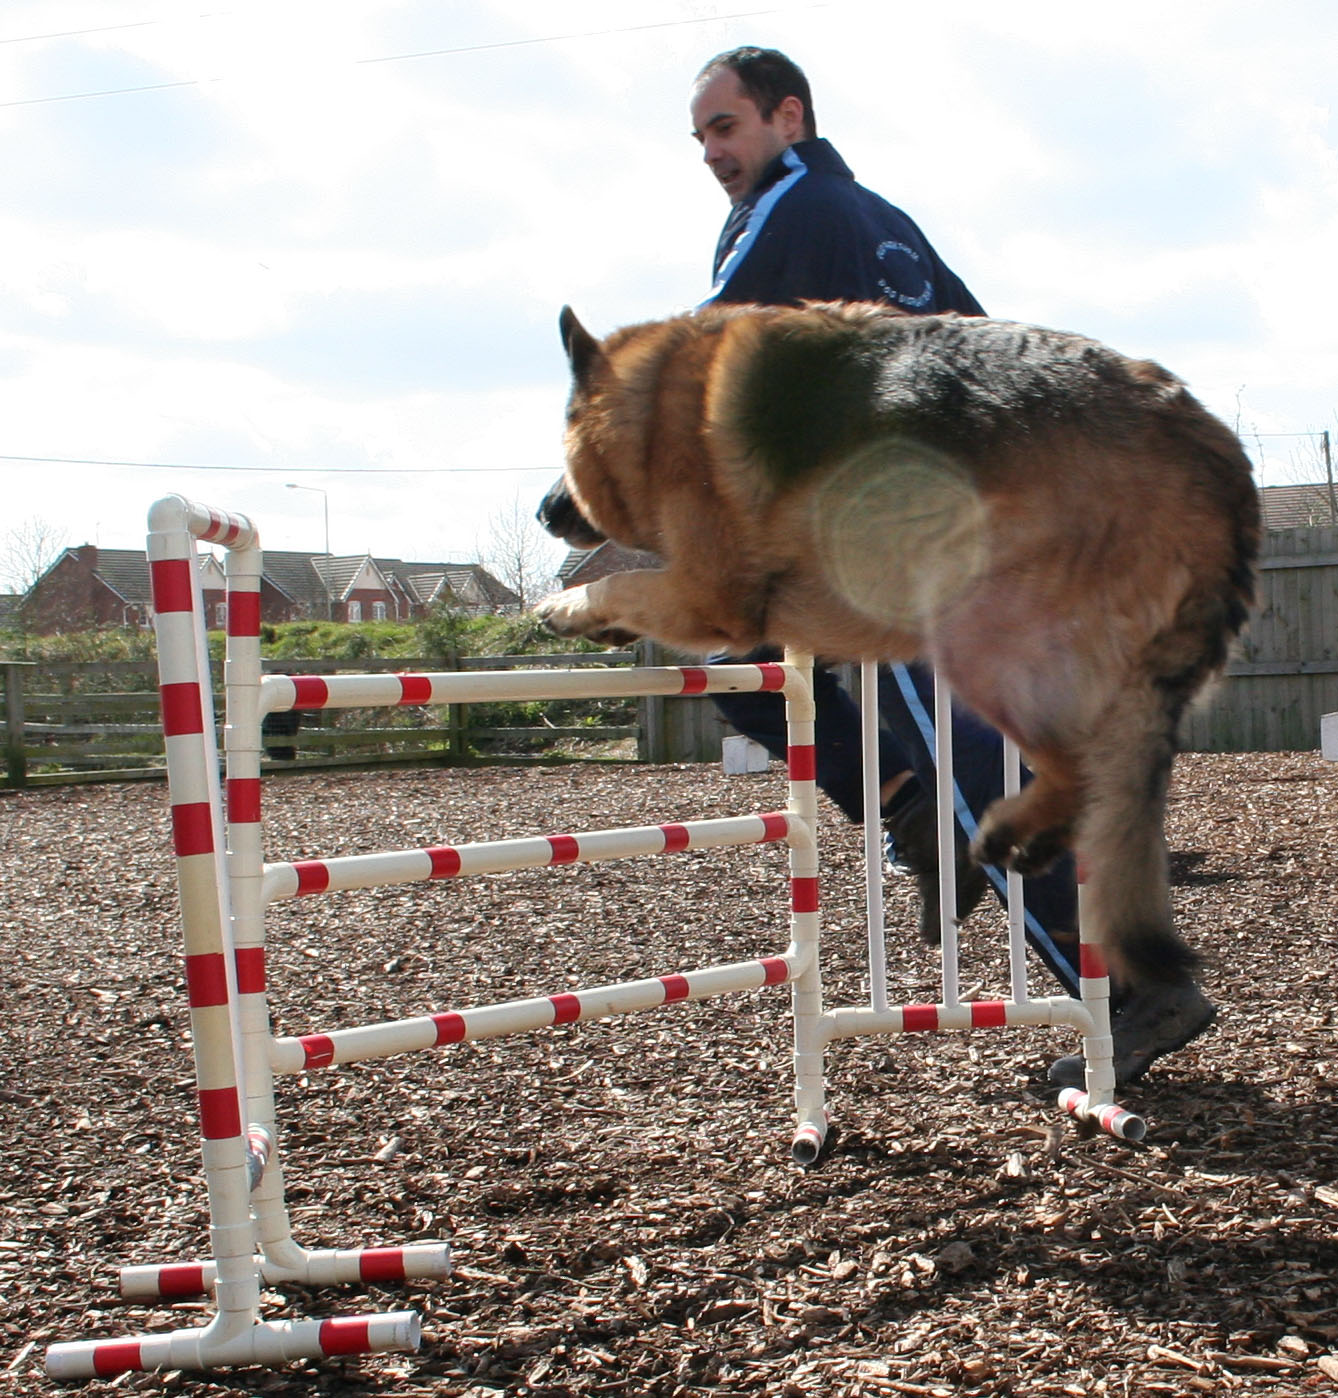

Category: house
[231, 551, 519, 624]
[15, 545, 226, 634]
[15, 545, 518, 633]
[1259, 482, 1337, 529]
[376, 560, 522, 618]
[556, 542, 661, 590]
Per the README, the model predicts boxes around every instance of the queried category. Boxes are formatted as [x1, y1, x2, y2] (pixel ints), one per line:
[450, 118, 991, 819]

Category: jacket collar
[751, 138, 853, 198]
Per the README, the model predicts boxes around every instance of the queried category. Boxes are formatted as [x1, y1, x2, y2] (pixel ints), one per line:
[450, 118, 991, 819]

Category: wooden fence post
[637, 640, 665, 763]
[3, 662, 34, 788]
[446, 644, 468, 761]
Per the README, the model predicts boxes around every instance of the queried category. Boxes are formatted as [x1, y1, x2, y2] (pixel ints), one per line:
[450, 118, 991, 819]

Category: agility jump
[46, 495, 1139, 1378]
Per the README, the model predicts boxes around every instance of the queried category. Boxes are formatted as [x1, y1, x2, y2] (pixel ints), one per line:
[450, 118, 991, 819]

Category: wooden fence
[0, 649, 679, 789]
[1182, 525, 1338, 752]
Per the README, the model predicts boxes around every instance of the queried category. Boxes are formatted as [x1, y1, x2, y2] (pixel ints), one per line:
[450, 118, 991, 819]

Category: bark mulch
[2, 752, 1336, 1396]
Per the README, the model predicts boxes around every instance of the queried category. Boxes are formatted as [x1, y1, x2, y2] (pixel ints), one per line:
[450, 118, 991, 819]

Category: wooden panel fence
[1182, 525, 1338, 752]
[1, 650, 659, 789]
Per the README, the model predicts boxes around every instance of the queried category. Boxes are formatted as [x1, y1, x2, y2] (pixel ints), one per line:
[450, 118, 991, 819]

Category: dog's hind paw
[970, 821, 1070, 877]
[1009, 827, 1069, 877]
[970, 824, 1014, 869]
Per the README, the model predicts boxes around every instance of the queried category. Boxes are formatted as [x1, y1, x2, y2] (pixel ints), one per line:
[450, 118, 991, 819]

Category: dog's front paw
[534, 588, 641, 646]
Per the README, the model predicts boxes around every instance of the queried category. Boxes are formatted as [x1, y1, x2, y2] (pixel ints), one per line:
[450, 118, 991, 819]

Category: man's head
[690, 47, 815, 204]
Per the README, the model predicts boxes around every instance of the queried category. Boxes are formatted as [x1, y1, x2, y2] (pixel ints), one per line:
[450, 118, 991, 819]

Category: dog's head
[535, 307, 618, 550]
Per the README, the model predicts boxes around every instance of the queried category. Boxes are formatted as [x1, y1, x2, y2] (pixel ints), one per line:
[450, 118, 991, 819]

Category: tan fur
[537, 302, 1260, 986]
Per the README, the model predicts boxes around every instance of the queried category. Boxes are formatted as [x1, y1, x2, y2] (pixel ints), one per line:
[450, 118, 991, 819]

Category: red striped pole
[257, 660, 791, 718]
[120, 1241, 454, 1301]
[824, 993, 1091, 1040]
[1049, 877, 1146, 1138]
[782, 652, 827, 1166]
[46, 1312, 422, 1379]
[272, 952, 798, 1074]
[260, 811, 795, 902]
[214, 520, 454, 1295]
[145, 499, 258, 1332]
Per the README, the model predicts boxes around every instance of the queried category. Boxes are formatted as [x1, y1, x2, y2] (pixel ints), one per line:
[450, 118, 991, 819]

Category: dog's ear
[560, 306, 603, 386]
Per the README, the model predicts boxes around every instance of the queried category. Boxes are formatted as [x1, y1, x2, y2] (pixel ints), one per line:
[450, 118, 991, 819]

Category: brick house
[556, 542, 661, 590]
[15, 545, 226, 634]
[14, 545, 518, 633]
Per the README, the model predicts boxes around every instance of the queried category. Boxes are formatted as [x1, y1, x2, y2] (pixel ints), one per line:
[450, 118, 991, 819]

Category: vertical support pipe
[860, 662, 889, 1014]
[933, 672, 959, 1007]
[221, 538, 303, 1272]
[1003, 739, 1028, 1005]
[784, 652, 826, 1165]
[1076, 876, 1116, 1109]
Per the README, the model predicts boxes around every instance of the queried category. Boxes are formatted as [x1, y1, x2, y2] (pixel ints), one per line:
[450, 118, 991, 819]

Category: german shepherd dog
[536, 302, 1259, 988]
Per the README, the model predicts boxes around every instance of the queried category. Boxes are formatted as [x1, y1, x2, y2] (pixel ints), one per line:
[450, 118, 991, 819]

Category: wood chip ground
[2, 752, 1336, 1395]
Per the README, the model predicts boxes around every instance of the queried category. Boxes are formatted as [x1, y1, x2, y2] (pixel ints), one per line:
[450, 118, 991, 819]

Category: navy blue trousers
[710, 652, 1082, 996]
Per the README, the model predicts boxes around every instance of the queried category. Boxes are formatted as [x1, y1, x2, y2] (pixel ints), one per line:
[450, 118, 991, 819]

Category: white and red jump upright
[45, 496, 1141, 1378]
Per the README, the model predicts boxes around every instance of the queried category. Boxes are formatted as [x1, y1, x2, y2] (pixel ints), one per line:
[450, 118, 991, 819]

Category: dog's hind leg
[1070, 684, 1198, 988]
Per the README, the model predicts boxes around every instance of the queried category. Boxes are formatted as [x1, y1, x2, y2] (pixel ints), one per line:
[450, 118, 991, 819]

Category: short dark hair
[695, 46, 817, 140]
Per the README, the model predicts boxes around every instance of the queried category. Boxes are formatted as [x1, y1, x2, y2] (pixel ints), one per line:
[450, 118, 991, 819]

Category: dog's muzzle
[537, 475, 606, 548]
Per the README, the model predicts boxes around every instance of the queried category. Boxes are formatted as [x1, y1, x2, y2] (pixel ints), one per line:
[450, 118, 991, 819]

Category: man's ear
[559, 306, 603, 386]
[775, 93, 806, 142]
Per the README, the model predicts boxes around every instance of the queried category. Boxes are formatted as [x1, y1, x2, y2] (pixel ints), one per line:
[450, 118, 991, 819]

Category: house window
[347, 601, 362, 623]
[214, 603, 227, 629]
[372, 601, 387, 622]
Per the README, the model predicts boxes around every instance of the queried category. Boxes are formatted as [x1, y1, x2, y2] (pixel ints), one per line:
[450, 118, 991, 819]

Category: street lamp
[285, 483, 333, 620]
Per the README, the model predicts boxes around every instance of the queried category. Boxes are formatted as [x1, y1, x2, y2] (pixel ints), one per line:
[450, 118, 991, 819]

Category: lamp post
[285, 483, 332, 620]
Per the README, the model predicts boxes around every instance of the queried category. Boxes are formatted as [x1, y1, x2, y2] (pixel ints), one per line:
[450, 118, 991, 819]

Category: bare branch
[1, 516, 69, 594]
[477, 495, 563, 612]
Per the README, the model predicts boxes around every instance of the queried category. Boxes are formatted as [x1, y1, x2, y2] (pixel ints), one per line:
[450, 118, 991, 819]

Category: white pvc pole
[933, 673, 959, 1006]
[860, 663, 889, 1012]
[1003, 739, 1028, 1004]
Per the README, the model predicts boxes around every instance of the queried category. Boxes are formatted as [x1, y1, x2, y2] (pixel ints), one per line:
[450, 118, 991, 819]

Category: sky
[2, 0, 1336, 587]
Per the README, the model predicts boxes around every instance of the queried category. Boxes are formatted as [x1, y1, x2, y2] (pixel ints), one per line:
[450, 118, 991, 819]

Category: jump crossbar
[262, 810, 807, 901]
[259, 662, 793, 714]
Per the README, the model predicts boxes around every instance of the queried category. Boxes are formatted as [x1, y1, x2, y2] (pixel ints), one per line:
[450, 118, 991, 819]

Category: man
[688, 46, 1216, 1087]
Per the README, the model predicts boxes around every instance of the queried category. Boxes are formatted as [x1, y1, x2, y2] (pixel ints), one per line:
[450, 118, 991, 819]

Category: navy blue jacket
[704, 138, 984, 316]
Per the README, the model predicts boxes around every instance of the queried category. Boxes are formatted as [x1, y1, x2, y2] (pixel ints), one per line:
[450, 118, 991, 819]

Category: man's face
[690, 69, 798, 204]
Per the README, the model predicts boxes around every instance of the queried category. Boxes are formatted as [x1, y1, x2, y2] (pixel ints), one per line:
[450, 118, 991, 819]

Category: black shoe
[1048, 981, 1217, 1088]
[882, 787, 989, 945]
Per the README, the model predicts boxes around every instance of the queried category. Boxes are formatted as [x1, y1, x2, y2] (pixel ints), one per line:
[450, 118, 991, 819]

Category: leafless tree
[1, 516, 68, 594]
[478, 495, 564, 612]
